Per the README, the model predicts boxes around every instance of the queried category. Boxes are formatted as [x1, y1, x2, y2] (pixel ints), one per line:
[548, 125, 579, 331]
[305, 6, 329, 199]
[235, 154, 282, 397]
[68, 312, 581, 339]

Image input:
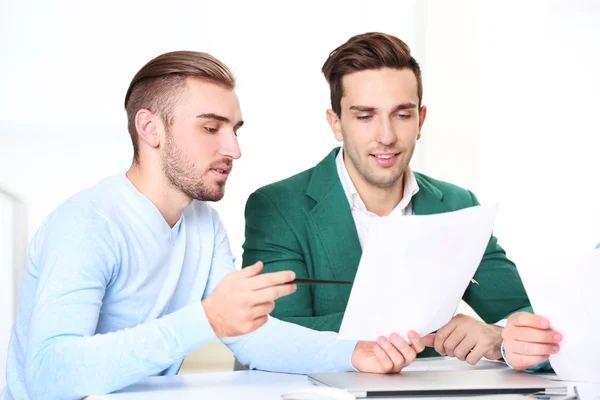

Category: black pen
[290, 278, 353, 285]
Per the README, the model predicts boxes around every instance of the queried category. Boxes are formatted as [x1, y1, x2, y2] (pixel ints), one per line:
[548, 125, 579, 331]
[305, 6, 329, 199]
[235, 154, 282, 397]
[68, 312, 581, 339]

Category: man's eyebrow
[196, 113, 230, 123]
[349, 105, 376, 112]
[197, 113, 244, 129]
[348, 103, 417, 113]
[391, 103, 417, 112]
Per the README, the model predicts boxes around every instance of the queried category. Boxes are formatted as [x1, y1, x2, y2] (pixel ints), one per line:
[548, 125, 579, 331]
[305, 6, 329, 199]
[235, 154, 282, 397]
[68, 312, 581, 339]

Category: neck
[358, 178, 404, 216]
[345, 160, 405, 217]
[126, 160, 191, 227]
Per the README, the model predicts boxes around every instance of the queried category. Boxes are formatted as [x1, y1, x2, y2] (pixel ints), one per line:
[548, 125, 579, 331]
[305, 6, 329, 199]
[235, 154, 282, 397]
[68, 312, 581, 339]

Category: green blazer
[242, 148, 532, 357]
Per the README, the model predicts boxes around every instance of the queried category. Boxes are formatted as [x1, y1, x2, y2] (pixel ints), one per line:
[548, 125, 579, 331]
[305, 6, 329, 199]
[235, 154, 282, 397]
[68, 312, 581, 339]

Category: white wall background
[0, 0, 421, 268]
[0, 0, 421, 372]
[419, 0, 600, 275]
[477, 0, 600, 270]
[1, 0, 599, 372]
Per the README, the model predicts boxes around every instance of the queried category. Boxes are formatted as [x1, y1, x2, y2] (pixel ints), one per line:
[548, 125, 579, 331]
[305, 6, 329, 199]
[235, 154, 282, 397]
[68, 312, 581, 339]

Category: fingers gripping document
[338, 204, 499, 341]
[519, 247, 600, 384]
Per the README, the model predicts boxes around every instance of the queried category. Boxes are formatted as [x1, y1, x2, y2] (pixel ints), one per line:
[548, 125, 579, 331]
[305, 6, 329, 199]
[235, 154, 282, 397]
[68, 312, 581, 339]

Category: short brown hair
[124, 51, 235, 162]
[321, 32, 423, 116]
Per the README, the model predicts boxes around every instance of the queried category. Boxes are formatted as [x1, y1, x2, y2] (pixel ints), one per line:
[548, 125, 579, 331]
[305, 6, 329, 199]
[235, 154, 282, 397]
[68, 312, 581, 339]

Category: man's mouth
[209, 162, 232, 178]
[370, 152, 401, 166]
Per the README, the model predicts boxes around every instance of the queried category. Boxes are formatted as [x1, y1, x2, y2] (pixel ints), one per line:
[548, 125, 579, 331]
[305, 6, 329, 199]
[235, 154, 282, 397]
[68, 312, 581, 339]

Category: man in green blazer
[242, 32, 532, 367]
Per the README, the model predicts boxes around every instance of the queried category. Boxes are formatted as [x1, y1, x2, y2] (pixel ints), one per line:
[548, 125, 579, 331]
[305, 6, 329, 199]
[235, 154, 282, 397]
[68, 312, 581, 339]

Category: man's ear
[326, 109, 344, 142]
[417, 105, 427, 140]
[135, 109, 160, 148]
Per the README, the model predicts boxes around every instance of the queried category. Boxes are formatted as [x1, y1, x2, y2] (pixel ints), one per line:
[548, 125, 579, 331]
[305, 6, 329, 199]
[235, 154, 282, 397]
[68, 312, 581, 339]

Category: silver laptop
[308, 369, 566, 398]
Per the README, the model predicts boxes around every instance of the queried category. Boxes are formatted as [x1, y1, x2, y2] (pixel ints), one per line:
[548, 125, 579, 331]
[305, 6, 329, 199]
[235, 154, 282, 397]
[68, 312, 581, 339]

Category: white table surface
[86, 358, 580, 400]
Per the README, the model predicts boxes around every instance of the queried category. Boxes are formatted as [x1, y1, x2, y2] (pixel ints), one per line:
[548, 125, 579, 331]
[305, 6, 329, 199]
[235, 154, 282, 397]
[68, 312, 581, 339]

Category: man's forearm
[26, 302, 215, 399]
[224, 316, 357, 374]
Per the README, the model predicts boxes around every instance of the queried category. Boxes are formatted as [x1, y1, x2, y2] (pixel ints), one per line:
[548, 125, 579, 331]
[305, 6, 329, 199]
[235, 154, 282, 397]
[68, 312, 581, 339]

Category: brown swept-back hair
[124, 51, 235, 162]
[321, 32, 423, 116]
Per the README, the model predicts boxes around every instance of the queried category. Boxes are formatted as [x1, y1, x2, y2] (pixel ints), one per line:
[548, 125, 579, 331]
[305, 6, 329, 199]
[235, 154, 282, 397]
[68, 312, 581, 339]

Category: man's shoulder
[249, 148, 340, 207]
[33, 175, 127, 243]
[415, 172, 473, 195]
[414, 172, 477, 206]
[65, 174, 127, 213]
[29, 179, 124, 265]
[251, 165, 317, 202]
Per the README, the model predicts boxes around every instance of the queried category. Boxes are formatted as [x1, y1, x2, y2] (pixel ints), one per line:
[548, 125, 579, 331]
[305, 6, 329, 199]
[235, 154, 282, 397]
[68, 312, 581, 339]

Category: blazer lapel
[306, 148, 362, 282]
[304, 156, 446, 281]
[412, 174, 446, 215]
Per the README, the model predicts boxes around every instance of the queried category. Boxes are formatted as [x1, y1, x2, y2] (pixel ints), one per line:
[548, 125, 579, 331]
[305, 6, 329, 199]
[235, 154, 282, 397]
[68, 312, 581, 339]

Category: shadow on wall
[0, 187, 28, 325]
[0, 187, 27, 387]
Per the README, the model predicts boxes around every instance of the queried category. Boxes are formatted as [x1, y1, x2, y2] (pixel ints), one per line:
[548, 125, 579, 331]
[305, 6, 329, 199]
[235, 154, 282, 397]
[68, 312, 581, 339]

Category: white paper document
[338, 204, 499, 342]
[518, 248, 600, 384]
[575, 383, 600, 400]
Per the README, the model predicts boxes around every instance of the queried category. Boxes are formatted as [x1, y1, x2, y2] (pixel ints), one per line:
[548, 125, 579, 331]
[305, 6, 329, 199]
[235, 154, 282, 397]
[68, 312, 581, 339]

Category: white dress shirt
[335, 147, 509, 331]
[335, 147, 420, 248]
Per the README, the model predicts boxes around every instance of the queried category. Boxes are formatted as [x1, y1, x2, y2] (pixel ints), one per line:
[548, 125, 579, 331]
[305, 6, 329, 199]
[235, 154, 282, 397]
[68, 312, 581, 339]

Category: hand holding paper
[501, 312, 561, 371]
[517, 248, 600, 382]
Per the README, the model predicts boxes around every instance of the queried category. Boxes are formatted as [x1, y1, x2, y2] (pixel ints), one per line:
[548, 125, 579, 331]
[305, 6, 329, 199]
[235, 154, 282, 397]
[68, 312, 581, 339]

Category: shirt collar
[335, 146, 419, 215]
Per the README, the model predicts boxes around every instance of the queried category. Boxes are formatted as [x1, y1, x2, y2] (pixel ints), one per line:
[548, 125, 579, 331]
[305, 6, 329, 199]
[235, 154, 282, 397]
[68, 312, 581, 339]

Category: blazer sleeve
[462, 191, 533, 323]
[242, 190, 344, 332]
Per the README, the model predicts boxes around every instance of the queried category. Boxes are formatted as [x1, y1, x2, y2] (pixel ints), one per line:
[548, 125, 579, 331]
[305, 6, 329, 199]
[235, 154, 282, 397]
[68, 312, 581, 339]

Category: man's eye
[357, 115, 372, 121]
[205, 127, 218, 133]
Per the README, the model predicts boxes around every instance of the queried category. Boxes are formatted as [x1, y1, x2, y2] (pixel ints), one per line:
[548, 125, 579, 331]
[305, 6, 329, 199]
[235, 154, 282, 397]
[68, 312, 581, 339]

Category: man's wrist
[349, 341, 362, 372]
[487, 323, 504, 359]
[500, 341, 514, 367]
[201, 298, 222, 338]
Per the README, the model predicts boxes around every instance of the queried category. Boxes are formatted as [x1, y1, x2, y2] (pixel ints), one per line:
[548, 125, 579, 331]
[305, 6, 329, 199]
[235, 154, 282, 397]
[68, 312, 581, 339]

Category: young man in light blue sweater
[1, 51, 426, 400]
